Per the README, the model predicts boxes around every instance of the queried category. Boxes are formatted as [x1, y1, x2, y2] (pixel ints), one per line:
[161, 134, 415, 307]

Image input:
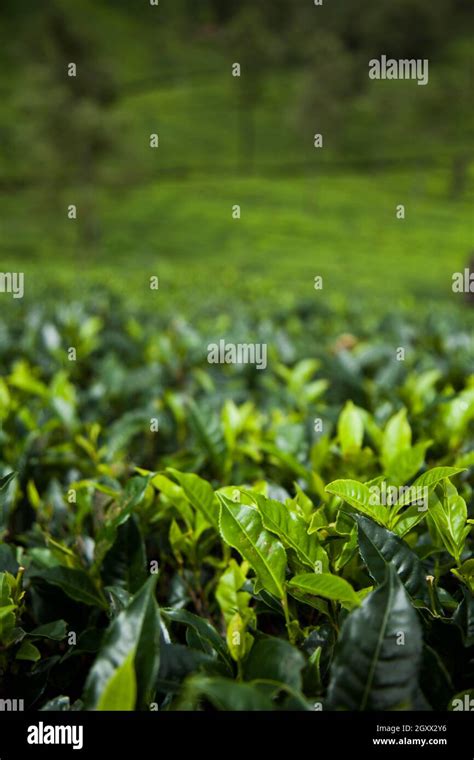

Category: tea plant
[0, 300, 472, 711]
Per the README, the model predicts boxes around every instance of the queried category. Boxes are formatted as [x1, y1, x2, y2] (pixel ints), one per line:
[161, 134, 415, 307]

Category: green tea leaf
[28, 620, 67, 641]
[288, 573, 360, 606]
[355, 515, 430, 604]
[163, 608, 232, 672]
[243, 637, 305, 691]
[215, 559, 252, 626]
[30, 567, 107, 609]
[385, 442, 430, 485]
[226, 612, 253, 662]
[391, 504, 428, 537]
[83, 577, 160, 710]
[0, 472, 17, 531]
[325, 479, 386, 525]
[181, 675, 273, 711]
[101, 515, 147, 593]
[338, 401, 364, 457]
[188, 400, 226, 474]
[96, 650, 137, 711]
[247, 492, 328, 572]
[427, 481, 470, 564]
[451, 559, 474, 594]
[217, 495, 287, 599]
[167, 468, 219, 529]
[396, 467, 465, 507]
[156, 643, 223, 695]
[0, 572, 16, 644]
[382, 408, 411, 470]
[0, 472, 16, 501]
[327, 566, 422, 710]
[16, 640, 41, 661]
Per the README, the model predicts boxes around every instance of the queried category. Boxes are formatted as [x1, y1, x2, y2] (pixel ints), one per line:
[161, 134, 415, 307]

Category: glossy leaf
[96, 651, 137, 711]
[325, 479, 386, 525]
[355, 515, 430, 604]
[29, 567, 107, 609]
[391, 504, 428, 537]
[215, 559, 252, 626]
[226, 612, 253, 662]
[167, 468, 219, 529]
[217, 495, 287, 599]
[162, 608, 232, 672]
[247, 492, 329, 572]
[427, 481, 470, 564]
[83, 577, 160, 710]
[395, 467, 465, 507]
[327, 566, 422, 710]
[288, 573, 360, 606]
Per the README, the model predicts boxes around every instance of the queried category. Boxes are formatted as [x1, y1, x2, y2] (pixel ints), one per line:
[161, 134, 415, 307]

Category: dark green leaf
[83, 576, 160, 710]
[162, 608, 232, 672]
[181, 675, 273, 711]
[243, 637, 305, 692]
[28, 620, 67, 640]
[327, 566, 422, 710]
[29, 567, 107, 609]
[356, 515, 431, 605]
[101, 515, 147, 593]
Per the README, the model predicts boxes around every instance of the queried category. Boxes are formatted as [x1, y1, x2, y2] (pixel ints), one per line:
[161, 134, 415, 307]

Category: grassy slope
[3, 169, 472, 320]
[0, 34, 472, 320]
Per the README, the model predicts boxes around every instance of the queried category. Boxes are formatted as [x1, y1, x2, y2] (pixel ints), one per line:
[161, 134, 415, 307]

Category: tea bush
[0, 298, 472, 711]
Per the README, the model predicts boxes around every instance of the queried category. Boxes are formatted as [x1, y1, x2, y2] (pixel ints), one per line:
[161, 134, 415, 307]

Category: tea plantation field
[0, 246, 472, 709]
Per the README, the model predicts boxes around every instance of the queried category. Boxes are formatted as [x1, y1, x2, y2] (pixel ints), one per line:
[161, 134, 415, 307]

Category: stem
[236, 659, 243, 682]
[426, 575, 441, 618]
[329, 600, 340, 634]
[281, 593, 295, 644]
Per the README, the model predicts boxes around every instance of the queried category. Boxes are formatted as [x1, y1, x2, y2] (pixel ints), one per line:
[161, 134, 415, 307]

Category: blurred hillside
[0, 0, 472, 315]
